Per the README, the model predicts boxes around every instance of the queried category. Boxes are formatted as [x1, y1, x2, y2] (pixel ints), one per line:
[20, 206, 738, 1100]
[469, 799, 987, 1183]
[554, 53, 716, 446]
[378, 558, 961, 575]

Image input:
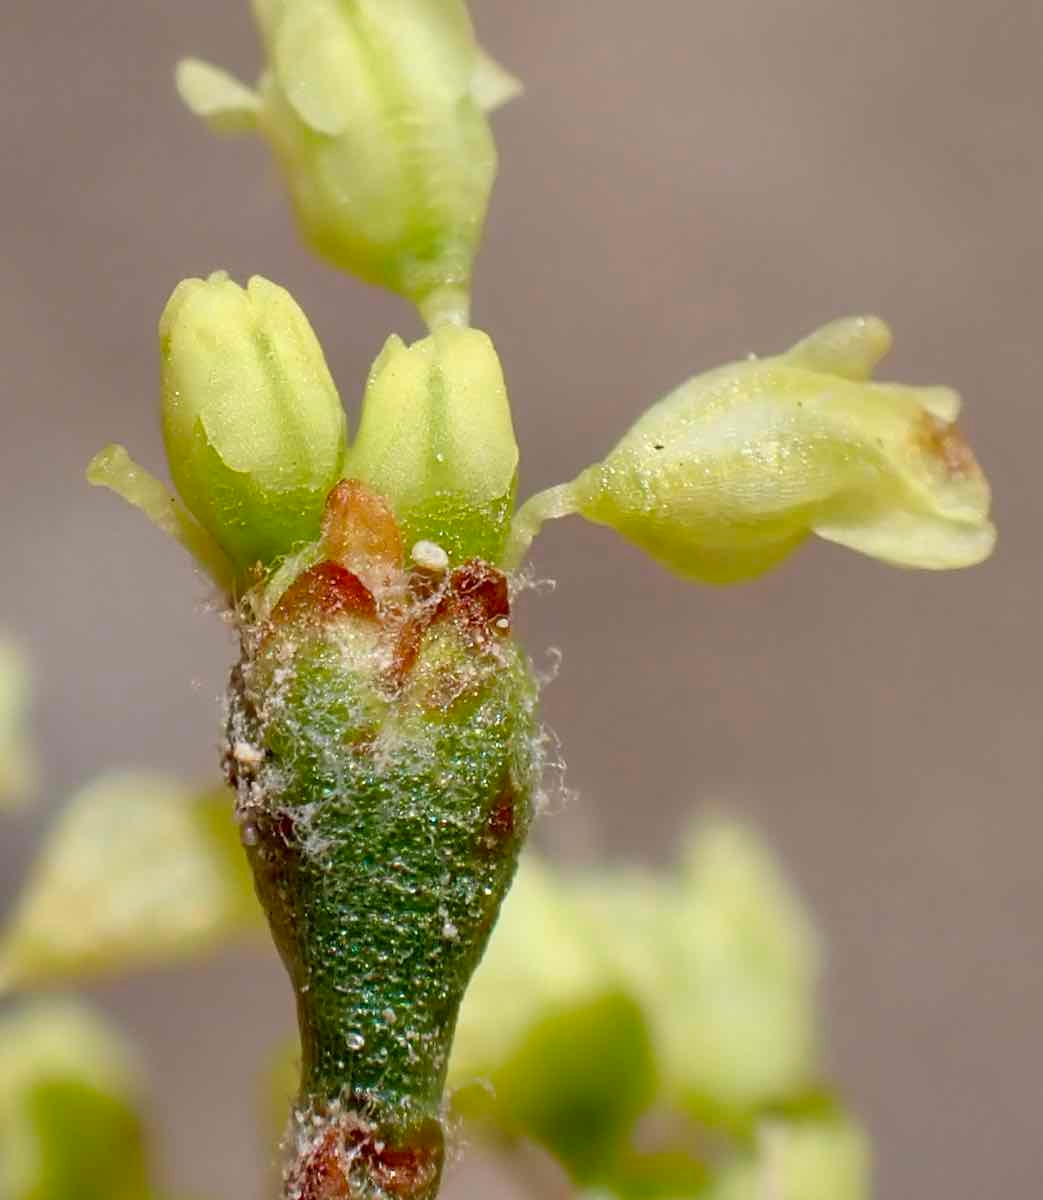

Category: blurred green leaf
[597, 1147, 710, 1200]
[453, 818, 820, 1139]
[575, 816, 821, 1126]
[448, 817, 832, 1189]
[458, 992, 658, 1184]
[450, 856, 613, 1083]
[0, 1001, 150, 1200]
[0, 772, 261, 991]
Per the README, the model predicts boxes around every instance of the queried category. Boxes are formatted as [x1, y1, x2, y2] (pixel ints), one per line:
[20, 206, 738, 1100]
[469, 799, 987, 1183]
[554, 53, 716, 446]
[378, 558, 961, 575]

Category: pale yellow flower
[510, 317, 994, 583]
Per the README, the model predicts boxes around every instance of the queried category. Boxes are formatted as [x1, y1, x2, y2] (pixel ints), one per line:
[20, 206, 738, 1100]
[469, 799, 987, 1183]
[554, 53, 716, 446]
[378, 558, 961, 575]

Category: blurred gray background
[2, 1, 1041, 1196]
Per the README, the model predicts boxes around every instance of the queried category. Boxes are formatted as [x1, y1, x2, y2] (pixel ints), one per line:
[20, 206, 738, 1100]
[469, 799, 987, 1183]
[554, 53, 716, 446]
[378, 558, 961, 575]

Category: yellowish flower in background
[0, 641, 36, 810]
[707, 1117, 870, 1200]
[449, 817, 845, 1195]
[0, 773, 259, 993]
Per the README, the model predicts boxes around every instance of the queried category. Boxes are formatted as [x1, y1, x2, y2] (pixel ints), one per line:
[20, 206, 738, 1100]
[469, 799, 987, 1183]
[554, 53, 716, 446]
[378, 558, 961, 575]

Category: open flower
[509, 317, 995, 582]
[176, 0, 520, 324]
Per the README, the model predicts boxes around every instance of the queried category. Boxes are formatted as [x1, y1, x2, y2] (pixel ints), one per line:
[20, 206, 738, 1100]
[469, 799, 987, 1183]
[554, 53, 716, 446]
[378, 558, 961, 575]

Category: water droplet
[382, 1008, 397, 1025]
[346, 1031, 366, 1051]
[442, 921, 459, 940]
[240, 823, 259, 847]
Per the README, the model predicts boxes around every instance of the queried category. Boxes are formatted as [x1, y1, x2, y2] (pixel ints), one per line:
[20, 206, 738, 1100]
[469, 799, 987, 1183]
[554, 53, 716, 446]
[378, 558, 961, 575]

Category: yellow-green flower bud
[509, 317, 995, 582]
[160, 272, 347, 581]
[346, 326, 518, 563]
[177, 1, 519, 323]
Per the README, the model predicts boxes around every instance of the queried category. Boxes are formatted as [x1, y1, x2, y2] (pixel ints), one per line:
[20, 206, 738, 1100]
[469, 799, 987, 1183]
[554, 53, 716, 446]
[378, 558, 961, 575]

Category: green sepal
[87, 445, 235, 592]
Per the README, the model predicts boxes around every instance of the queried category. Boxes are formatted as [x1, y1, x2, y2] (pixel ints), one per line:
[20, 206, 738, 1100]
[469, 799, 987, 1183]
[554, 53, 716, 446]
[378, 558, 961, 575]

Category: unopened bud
[347, 326, 518, 564]
[160, 272, 347, 580]
[177, 1, 519, 321]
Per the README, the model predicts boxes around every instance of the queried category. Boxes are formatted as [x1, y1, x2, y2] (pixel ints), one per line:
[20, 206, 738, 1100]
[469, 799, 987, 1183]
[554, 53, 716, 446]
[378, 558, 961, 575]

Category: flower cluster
[74, 3, 997, 1199]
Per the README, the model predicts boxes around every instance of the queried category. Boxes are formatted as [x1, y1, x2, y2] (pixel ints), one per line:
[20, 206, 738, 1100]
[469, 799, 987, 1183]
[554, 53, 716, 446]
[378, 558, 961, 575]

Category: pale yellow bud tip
[176, 58, 260, 135]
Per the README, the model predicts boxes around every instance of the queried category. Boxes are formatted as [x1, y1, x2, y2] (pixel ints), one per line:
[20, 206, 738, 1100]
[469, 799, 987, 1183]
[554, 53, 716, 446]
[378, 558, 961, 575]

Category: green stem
[504, 483, 579, 569]
[417, 284, 472, 332]
[225, 553, 540, 1199]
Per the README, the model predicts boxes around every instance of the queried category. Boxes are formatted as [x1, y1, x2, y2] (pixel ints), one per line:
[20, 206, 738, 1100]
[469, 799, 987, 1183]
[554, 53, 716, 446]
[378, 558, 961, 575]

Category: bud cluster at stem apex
[90, 298, 993, 600]
[90, 272, 519, 594]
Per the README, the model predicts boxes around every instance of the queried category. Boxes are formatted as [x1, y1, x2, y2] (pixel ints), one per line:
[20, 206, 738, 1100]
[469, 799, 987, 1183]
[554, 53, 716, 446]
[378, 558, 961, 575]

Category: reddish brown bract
[272, 562, 378, 627]
[448, 560, 510, 639]
[291, 1113, 444, 1200]
[322, 480, 405, 593]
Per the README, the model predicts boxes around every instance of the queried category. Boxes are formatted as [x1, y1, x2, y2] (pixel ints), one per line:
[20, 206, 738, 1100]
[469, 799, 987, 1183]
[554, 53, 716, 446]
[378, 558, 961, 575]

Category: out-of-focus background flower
[1, 2, 1040, 1197]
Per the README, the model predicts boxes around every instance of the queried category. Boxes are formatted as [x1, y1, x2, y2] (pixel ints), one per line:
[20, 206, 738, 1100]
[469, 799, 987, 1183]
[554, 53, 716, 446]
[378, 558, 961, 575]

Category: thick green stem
[226, 544, 540, 1199]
